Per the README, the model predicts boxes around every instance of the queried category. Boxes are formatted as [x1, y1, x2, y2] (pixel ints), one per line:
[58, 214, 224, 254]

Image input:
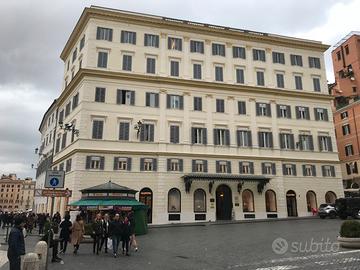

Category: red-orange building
[331, 32, 360, 195]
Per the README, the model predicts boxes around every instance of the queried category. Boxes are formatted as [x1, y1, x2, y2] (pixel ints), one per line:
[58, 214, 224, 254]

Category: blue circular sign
[49, 177, 59, 187]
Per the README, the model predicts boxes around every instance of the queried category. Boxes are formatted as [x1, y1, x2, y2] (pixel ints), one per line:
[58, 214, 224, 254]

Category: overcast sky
[0, 0, 359, 179]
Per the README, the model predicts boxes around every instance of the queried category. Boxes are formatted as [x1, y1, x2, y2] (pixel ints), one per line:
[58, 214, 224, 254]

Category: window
[170, 125, 180, 143]
[315, 108, 328, 121]
[193, 64, 202, 79]
[167, 159, 183, 171]
[79, 59, 82, 69]
[239, 162, 254, 174]
[167, 94, 183, 109]
[144, 34, 159, 47]
[146, 58, 156, 74]
[277, 105, 291, 118]
[309, 57, 321, 69]
[170, 60, 179, 76]
[341, 111, 348, 119]
[192, 160, 208, 172]
[79, 35, 85, 51]
[236, 130, 252, 147]
[345, 145, 354, 156]
[194, 189, 206, 212]
[322, 165, 335, 177]
[253, 49, 266, 61]
[168, 188, 181, 212]
[212, 43, 225, 56]
[236, 69, 245, 84]
[72, 48, 77, 63]
[114, 157, 131, 171]
[191, 127, 207, 145]
[318, 136, 333, 152]
[337, 51, 341, 61]
[190, 40, 204, 53]
[145, 92, 159, 108]
[193, 97, 202, 111]
[296, 106, 310, 120]
[276, 73, 285, 88]
[313, 78, 321, 92]
[233, 46, 246, 59]
[58, 109, 64, 123]
[65, 102, 71, 117]
[298, 135, 314, 151]
[272, 52, 285, 64]
[61, 132, 67, 149]
[294, 75, 303, 90]
[119, 122, 130, 140]
[121, 30, 136, 44]
[140, 158, 157, 171]
[265, 190, 277, 212]
[216, 160, 231, 173]
[342, 124, 351, 135]
[283, 164, 296, 176]
[65, 159, 72, 172]
[256, 103, 271, 117]
[238, 101, 246, 115]
[86, 156, 105, 170]
[96, 27, 113, 41]
[258, 131, 273, 148]
[92, 120, 104, 139]
[306, 191, 317, 212]
[72, 93, 79, 109]
[242, 190, 254, 212]
[353, 86, 357, 93]
[256, 71, 265, 86]
[168, 37, 182, 51]
[262, 163, 276, 175]
[140, 124, 154, 142]
[55, 137, 60, 153]
[117, 90, 135, 105]
[215, 66, 224, 82]
[303, 165, 316, 176]
[345, 45, 349, 55]
[97, 51, 108, 68]
[214, 129, 230, 146]
[122, 55, 132, 71]
[216, 99, 225, 113]
[346, 162, 358, 175]
[95, 87, 106, 102]
[290, 54, 303, 66]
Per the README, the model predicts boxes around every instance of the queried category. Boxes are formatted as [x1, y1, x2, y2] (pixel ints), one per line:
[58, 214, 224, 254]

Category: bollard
[34, 241, 48, 270]
[23, 253, 40, 270]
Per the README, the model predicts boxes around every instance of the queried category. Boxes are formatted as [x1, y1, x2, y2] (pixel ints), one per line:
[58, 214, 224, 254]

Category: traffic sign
[41, 189, 72, 198]
[45, 170, 65, 188]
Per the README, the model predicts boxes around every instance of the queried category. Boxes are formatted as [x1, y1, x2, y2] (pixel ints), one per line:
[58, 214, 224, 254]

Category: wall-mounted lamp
[59, 122, 79, 137]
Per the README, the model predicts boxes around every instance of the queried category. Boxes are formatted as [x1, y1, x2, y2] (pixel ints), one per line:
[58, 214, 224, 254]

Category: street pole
[45, 191, 55, 270]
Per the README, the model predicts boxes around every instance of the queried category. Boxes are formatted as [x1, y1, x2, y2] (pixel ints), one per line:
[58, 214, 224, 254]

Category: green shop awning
[69, 199, 147, 210]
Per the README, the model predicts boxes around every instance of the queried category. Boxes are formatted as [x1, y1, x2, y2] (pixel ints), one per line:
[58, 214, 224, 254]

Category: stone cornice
[60, 6, 329, 61]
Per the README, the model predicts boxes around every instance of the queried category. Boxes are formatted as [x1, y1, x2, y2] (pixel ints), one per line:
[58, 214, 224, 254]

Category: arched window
[351, 183, 359, 189]
[265, 190, 277, 212]
[242, 189, 254, 212]
[168, 188, 181, 213]
[306, 191, 317, 212]
[194, 189, 206, 212]
[325, 191, 337, 204]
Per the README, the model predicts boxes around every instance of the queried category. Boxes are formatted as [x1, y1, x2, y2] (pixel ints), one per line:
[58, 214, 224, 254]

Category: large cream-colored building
[46, 6, 343, 224]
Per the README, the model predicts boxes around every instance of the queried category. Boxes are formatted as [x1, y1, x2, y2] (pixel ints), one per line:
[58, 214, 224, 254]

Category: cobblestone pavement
[1, 219, 360, 270]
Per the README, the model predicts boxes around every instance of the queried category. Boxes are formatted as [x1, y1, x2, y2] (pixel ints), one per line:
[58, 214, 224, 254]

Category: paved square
[1, 219, 360, 270]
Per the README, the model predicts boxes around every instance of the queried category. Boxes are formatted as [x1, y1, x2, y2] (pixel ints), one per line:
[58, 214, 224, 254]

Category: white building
[44, 6, 343, 224]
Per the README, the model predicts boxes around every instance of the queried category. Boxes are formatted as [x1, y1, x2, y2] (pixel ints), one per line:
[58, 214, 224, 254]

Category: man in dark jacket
[100, 213, 110, 253]
[7, 217, 26, 270]
[121, 216, 131, 256]
[92, 213, 103, 255]
[109, 213, 122, 258]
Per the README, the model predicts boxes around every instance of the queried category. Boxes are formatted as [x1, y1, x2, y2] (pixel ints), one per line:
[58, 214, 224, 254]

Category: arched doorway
[286, 190, 298, 217]
[306, 191, 317, 212]
[325, 191, 337, 204]
[216, 185, 232, 220]
[139, 188, 153, 224]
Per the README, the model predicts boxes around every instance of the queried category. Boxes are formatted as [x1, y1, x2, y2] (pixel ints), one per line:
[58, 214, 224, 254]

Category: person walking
[92, 213, 103, 255]
[43, 216, 62, 263]
[121, 215, 131, 256]
[100, 213, 110, 253]
[109, 213, 122, 258]
[128, 211, 138, 252]
[38, 214, 46, 235]
[59, 214, 72, 254]
[71, 215, 84, 255]
[7, 217, 26, 270]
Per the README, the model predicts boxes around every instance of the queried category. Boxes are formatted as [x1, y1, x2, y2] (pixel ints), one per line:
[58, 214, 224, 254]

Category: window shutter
[271, 163, 276, 175]
[305, 107, 310, 120]
[202, 128, 207, 145]
[312, 165, 316, 176]
[295, 106, 300, 119]
[290, 134, 295, 149]
[179, 159, 183, 171]
[167, 159, 171, 171]
[96, 27, 101, 39]
[140, 126, 145, 141]
[213, 129, 218, 145]
[133, 33, 137, 44]
[203, 160, 208, 172]
[130, 91, 135, 105]
[258, 132, 263, 147]
[266, 104, 271, 117]
[175, 126, 179, 143]
[155, 93, 159, 107]
[330, 166, 335, 177]
[302, 165, 306, 176]
[324, 109, 329, 121]
[114, 157, 119, 170]
[318, 136, 323, 151]
[346, 163, 351, 175]
[216, 161, 220, 173]
[298, 135, 304, 150]
[191, 128, 195, 144]
[279, 134, 284, 149]
[238, 101, 246, 114]
[155, 35, 159, 47]
[321, 166, 326, 176]
[227, 161, 231, 173]
[249, 162, 254, 174]
[252, 49, 257, 60]
[239, 162, 243, 173]
[237, 130, 241, 146]
[354, 162, 358, 174]
[247, 131, 252, 146]
[292, 164, 297, 176]
[287, 106, 292, 118]
[276, 105, 281, 117]
[225, 130, 230, 146]
[261, 163, 265, 174]
[109, 29, 113, 41]
[256, 103, 260, 116]
[127, 158, 132, 171]
[314, 108, 319, 121]
[309, 135, 314, 150]
[179, 96, 184, 110]
[282, 164, 287, 175]
[269, 133, 273, 148]
[146, 93, 150, 106]
[140, 158, 144, 171]
[166, 95, 171, 108]
[192, 160, 196, 172]
[86, 156, 91, 169]
[117, 90, 123, 104]
[150, 124, 155, 142]
[328, 137, 333, 152]
[100, 157, 105, 170]
[216, 99, 220, 112]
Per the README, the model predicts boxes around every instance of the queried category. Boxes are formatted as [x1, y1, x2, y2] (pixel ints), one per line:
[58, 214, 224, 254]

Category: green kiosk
[69, 181, 148, 235]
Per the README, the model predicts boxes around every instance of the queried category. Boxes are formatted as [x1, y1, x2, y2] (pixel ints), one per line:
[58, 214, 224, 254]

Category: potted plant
[338, 220, 360, 248]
